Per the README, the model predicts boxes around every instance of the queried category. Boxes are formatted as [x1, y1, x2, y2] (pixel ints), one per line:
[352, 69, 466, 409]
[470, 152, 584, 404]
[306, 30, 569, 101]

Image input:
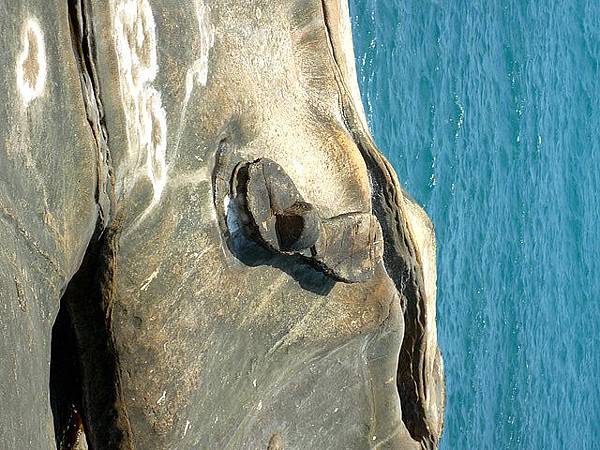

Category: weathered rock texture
[0, 1, 444, 449]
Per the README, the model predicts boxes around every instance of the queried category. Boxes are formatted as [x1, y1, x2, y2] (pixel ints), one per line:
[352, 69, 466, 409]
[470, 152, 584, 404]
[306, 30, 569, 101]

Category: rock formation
[0, 1, 444, 449]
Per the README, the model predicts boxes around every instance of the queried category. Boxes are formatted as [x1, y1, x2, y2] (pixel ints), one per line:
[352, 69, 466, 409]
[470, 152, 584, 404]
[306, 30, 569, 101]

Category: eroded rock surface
[228, 157, 383, 283]
[0, 1, 445, 449]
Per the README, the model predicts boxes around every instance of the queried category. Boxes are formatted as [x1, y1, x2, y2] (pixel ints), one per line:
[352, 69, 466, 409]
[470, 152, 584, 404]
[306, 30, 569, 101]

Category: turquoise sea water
[349, 1, 600, 449]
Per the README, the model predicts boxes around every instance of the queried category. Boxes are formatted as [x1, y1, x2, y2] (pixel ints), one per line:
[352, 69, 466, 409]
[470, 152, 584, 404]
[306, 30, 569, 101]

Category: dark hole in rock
[275, 202, 320, 252]
[50, 227, 125, 449]
[50, 285, 87, 449]
[276, 213, 305, 250]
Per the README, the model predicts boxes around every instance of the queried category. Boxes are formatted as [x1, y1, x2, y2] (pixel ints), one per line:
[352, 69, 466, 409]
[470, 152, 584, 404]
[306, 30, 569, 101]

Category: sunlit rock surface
[0, 1, 444, 449]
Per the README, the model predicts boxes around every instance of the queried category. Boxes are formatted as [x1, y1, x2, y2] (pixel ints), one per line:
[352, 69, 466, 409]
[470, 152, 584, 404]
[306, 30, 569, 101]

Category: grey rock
[0, 1, 445, 449]
[313, 211, 383, 283]
[231, 157, 382, 283]
[237, 158, 320, 253]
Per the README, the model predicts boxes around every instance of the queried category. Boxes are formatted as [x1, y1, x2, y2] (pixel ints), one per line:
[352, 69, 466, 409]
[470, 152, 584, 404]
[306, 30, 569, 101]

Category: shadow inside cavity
[213, 140, 335, 296]
[50, 298, 86, 450]
[50, 227, 127, 450]
[227, 228, 336, 296]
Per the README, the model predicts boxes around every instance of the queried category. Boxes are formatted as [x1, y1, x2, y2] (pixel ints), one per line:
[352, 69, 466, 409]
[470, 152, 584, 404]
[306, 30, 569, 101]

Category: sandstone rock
[0, 1, 445, 449]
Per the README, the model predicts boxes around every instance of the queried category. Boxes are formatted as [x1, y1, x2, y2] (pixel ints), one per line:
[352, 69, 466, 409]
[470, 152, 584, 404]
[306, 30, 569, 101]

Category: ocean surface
[348, 1, 600, 449]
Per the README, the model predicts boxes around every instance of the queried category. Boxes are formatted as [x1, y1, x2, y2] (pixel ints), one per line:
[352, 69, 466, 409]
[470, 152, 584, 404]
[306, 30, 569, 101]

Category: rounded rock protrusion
[267, 432, 284, 450]
[234, 158, 321, 254]
[228, 157, 382, 283]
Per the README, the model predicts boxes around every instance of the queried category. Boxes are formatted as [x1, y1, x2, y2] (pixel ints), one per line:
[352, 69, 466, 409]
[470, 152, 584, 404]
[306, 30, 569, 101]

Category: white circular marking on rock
[16, 18, 47, 106]
[113, 0, 168, 210]
[142, 87, 167, 201]
[114, 0, 158, 94]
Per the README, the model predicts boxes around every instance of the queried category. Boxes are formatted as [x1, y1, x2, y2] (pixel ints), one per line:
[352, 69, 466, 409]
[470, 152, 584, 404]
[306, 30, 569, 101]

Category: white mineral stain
[16, 18, 46, 106]
[223, 195, 230, 211]
[113, 0, 168, 211]
[172, 1, 215, 160]
[184, 1, 215, 103]
[183, 419, 191, 437]
[142, 88, 167, 201]
[140, 268, 159, 291]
